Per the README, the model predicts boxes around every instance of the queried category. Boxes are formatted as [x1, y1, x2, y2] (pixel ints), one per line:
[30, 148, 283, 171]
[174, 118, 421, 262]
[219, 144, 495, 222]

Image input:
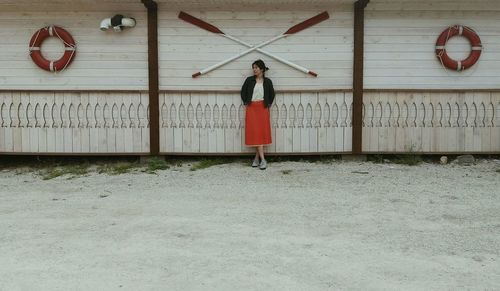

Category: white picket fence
[1, 90, 498, 154]
[363, 91, 500, 153]
[159, 91, 353, 154]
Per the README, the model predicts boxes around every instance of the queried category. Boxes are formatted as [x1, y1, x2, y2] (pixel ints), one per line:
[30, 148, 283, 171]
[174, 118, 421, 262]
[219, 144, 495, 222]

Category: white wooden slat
[493, 94, 500, 151]
[88, 93, 99, 153]
[234, 102, 244, 153]
[123, 94, 134, 153]
[464, 92, 475, 152]
[206, 93, 218, 153]
[377, 92, 389, 152]
[172, 93, 183, 153]
[273, 93, 287, 152]
[2, 93, 14, 152]
[11, 93, 22, 152]
[140, 92, 150, 153]
[190, 93, 201, 153]
[45, 92, 56, 152]
[290, 92, 301, 152]
[215, 93, 226, 153]
[198, 94, 210, 153]
[367, 93, 379, 152]
[19, 93, 30, 152]
[223, 94, 236, 153]
[180, 92, 192, 153]
[298, 94, 309, 153]
[71, 94, 82, 153]
[37, 93, 48, 152]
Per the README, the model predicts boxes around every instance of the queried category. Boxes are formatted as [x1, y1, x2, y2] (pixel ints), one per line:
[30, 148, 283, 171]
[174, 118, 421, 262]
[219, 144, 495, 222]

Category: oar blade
[178, 11, 224, 34]
[284, 11, 329, 35]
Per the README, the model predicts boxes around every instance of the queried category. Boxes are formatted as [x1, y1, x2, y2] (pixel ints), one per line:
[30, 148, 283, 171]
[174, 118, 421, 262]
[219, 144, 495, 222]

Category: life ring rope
[29, 26, 76, 73]
[435, 25, 482, 72]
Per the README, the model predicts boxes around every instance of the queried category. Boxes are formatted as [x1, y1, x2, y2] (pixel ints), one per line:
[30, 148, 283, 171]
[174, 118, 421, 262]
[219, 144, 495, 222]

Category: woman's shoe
[259, 159, 267, 170]
[252, 158, 260, 167]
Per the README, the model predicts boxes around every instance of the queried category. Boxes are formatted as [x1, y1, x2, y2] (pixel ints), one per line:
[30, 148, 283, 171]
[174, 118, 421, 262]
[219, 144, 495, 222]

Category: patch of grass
[98, 162, 138, 175]
[281, 169, 293, 175]
[392, 154, 423, 166]
[42, 164, 90, 180]
[190, 158, 232, 171]
[368, 154, 384, 164]
[146, 157, 170, 173]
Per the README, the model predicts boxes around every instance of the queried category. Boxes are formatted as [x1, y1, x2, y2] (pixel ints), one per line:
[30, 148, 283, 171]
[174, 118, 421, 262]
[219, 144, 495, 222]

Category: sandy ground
[0, 158, 499, 291]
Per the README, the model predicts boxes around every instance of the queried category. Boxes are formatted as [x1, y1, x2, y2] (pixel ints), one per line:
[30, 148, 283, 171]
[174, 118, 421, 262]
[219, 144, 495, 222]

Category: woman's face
[252, 64, 263, 77]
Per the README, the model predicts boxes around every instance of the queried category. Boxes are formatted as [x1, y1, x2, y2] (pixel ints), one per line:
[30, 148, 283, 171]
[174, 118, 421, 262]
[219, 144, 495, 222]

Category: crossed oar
[178, 11, 330, 78]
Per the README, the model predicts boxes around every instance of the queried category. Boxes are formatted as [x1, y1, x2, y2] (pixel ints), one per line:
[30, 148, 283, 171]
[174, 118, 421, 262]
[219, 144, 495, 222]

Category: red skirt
[245, 100, 272, 146]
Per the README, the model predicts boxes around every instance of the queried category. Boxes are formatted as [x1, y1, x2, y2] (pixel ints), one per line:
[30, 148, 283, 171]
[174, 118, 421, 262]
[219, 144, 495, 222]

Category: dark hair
[252, 59, 269, 76]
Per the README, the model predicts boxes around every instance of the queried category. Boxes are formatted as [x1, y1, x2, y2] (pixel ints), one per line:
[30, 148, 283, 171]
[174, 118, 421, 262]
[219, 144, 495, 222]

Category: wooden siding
[0, 92, 149, 154]
[365, 0, 500, 89]
[0, 6, 148, 90]
[160, 91, 353, 153]
[158, 9, 353, 90]
[362, 91, 500, 153]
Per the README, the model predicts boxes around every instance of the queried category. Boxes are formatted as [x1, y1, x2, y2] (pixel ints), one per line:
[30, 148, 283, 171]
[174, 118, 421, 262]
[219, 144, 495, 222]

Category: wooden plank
[464, 92, 475, 152]
[45, 92, 56, 153]
[121, 93, 133, 153]
[304, 92, 319, 152]
[291, 93, 301, 152]
[198, 94, 209, 153]
[181, 93, 192, 152]
[71, 93, 82, 153]
[475, 92, 489, 152]
[224, 94, 236, 153]
[140, 92, 150, 153]
[88, 93, 99, 153]
[190, 93, 201, 153]
[344, 91, 353, 152]
[445, 93, 458, 152]
[282, 93, 293, 153]
[215, 93, 225, 153]
[299, 94, 310, 153]
[131, 94, 142, 153]
[206, 92, 217, 153]
[361, 92, 371, 152]
[317, 92, 329, 152]
[172, 93, 183, 153]
[369, 92, 381, 152]
[2, 93, 14, 152]
[378, 91, 389, 152]
[114, 94, 125, 153]
[268, 99, 278, 153]
[492, 93, 500, 151]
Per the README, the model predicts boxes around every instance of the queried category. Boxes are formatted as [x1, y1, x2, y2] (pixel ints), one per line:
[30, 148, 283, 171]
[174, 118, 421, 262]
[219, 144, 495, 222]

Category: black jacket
[240, 76, 275, 108]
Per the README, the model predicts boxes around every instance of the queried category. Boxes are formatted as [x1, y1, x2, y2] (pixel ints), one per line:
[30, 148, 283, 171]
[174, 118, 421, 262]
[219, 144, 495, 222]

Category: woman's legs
[257, 145, 265, 161]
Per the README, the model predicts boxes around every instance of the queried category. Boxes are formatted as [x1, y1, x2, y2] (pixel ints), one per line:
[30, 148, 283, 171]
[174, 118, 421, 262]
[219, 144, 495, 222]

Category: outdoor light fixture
[100, 14, 136, 32]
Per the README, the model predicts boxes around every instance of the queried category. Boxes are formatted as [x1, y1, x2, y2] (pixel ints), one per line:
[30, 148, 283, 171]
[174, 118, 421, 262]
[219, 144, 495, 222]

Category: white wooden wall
[365, 0, 500, 89]
[158, 8, 353, 90]
[0, 92, 149, 154]
[0, 4, 148, 90]
[362, 91, 500, 153]
[160, 92, 353, 153]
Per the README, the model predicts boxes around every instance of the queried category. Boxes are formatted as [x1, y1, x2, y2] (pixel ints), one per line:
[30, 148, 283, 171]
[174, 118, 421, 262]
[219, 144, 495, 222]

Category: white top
[252, 82, 264, 101]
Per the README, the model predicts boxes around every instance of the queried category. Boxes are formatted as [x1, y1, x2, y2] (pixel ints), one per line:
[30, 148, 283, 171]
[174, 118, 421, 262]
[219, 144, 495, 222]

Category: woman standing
[240, 59, 275, 170]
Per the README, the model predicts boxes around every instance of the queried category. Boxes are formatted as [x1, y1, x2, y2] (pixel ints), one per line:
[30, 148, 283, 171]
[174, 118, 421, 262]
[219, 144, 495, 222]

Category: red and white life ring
[29, 26, 76, 72]
[435, 25, 482, 71]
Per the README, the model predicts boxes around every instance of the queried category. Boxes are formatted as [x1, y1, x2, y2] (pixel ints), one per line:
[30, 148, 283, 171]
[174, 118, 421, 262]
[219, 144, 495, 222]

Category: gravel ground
[0, 159, 499, 291]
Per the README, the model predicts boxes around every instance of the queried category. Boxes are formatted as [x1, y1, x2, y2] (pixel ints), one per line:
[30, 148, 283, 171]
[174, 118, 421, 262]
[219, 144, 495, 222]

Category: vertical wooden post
[352, 0, 369, 154]
[142, 0, 159, 155]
